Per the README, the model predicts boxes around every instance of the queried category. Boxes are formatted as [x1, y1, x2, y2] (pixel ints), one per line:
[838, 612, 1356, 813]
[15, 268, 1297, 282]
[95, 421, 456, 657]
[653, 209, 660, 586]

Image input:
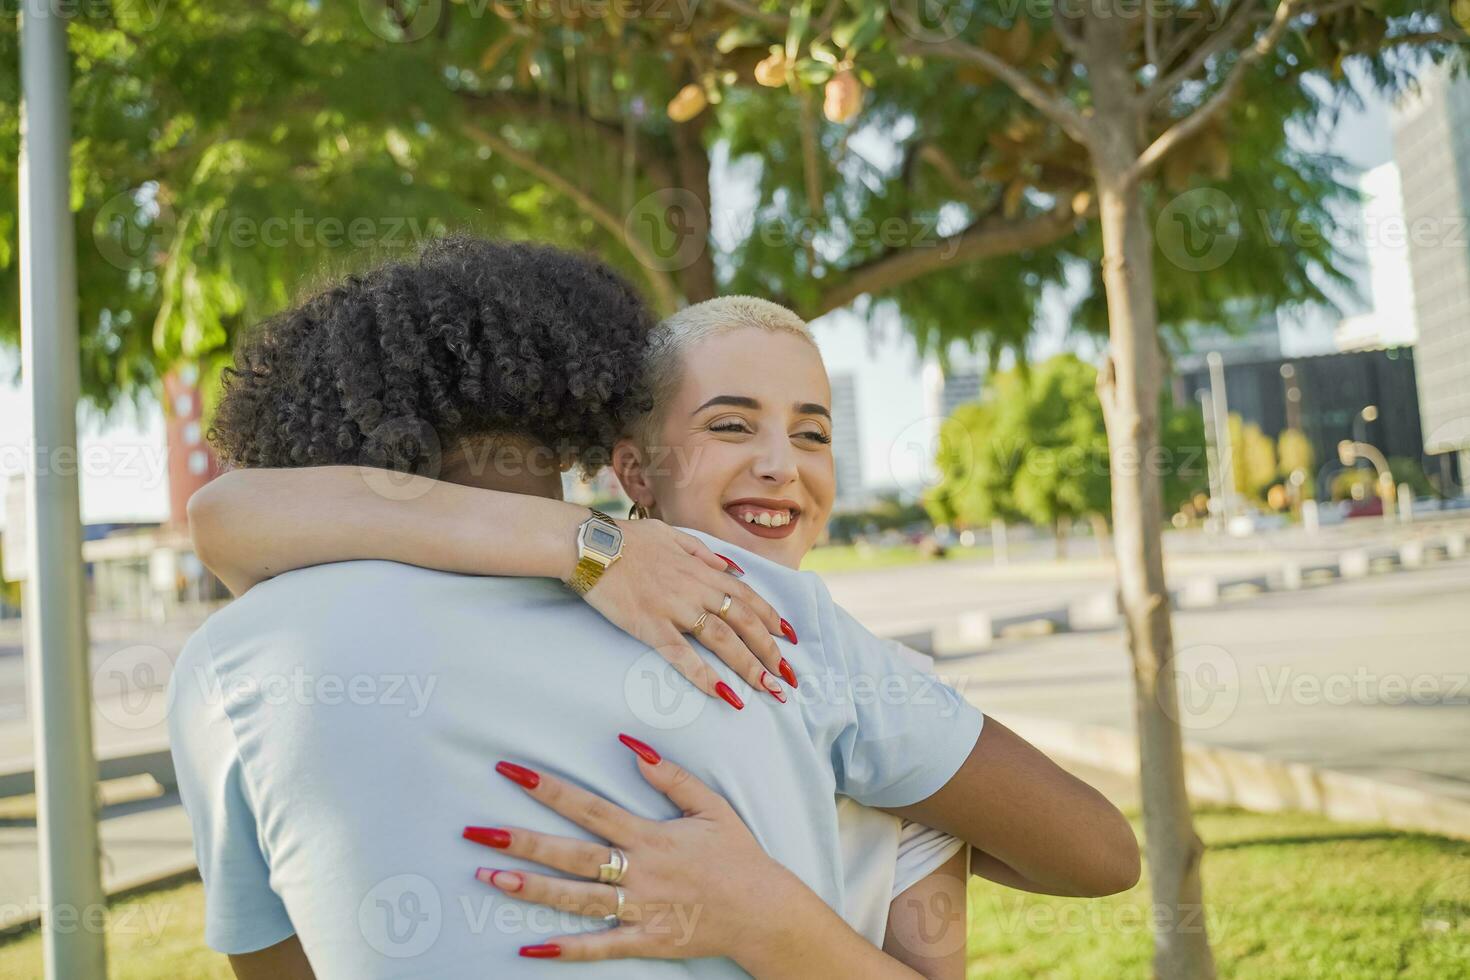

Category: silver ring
[597, 846, 628, 884]
[601, 885, 626, 926]
[716, 593, 733, 619]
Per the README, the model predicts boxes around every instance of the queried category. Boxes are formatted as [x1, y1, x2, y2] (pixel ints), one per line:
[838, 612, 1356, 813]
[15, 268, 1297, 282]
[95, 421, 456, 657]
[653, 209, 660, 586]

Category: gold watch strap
[568, 555, 606, 596]
[568, 509, 618, 596]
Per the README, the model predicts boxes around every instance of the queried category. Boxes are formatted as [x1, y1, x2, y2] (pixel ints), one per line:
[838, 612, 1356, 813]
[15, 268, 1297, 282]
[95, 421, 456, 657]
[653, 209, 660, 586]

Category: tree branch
[1142, 0, 1263, 109]
[804, 203, 1083, 319]
[713, 0, 787, 28]
[456, 89, 677, 191]
[459, 122, 682, 315]
[898, 37, 1095, 148]
[1129, 0, 1304, 185]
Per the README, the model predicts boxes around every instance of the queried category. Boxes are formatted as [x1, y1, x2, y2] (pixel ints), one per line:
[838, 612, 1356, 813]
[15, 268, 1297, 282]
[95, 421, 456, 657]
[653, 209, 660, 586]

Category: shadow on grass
[1210, 829, 1470, 852]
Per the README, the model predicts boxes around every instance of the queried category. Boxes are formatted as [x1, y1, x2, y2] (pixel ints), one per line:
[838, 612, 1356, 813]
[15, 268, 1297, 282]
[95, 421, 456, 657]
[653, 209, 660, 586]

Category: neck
[438, 436, 565, 499]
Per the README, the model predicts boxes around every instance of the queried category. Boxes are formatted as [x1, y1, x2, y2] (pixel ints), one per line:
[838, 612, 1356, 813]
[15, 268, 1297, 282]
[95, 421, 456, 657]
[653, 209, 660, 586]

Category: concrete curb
[1002, 712, 1470, 842]
[921, 527, 1469, 656]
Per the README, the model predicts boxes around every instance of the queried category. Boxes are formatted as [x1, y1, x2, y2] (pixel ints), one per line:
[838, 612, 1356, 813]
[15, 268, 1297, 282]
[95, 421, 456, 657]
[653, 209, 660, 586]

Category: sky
[0, 85, 1401, 529]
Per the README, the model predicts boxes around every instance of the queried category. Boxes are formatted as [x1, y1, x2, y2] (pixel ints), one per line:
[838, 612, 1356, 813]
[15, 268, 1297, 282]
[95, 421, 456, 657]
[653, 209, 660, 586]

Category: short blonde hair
[632, 295, 820, 446]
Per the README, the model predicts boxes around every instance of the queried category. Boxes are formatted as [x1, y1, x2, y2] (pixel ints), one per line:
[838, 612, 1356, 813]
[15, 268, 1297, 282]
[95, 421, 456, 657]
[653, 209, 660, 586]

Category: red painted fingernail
[760, 671, 787, 703]
[778, 658, 798, 689]
[780, 618, 798, 645]
[463, 826, 511, 849]
[520, 943, 562, 958]
[476, 868, 523, 892]
[619, 733, 662, 765]
[714, 553, 744, 576]
[714, 681, 744, 710]
[495, 761, 541, 789]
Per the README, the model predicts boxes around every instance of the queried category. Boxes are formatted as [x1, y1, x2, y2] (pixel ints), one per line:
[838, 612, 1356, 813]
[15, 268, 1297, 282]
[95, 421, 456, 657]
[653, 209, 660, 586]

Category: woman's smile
[724, 498, 803, 539]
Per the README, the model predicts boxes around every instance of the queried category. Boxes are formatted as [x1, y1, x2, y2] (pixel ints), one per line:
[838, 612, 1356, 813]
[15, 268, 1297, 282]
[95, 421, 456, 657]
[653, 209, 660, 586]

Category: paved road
[930, 558, 1470, 804]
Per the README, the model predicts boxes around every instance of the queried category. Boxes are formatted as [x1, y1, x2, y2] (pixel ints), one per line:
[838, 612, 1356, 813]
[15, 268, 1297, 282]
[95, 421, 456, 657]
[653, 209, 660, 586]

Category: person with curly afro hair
[209, 235, 655, 484]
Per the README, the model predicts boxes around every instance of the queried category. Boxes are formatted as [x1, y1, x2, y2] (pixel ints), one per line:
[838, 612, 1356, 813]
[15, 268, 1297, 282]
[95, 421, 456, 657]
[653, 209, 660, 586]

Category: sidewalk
[941, 560, 1470, 816]
[0, 795, 196, 933]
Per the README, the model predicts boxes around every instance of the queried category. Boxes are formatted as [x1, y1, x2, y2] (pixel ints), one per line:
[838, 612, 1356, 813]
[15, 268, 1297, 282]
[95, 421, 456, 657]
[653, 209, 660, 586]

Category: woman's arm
[228, 935, 315, 980]
[885, 718, 1141, 898]
[467, 737, 931, 978]
[882, 852, 969, 980]
[188, 467, 794, 704]
[189, 466, 586, 597]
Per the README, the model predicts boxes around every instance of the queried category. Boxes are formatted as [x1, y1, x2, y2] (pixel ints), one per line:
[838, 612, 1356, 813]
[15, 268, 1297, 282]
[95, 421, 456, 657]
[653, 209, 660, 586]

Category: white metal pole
[19, 3, 109, 977]
[1206, 352, 1234, 519]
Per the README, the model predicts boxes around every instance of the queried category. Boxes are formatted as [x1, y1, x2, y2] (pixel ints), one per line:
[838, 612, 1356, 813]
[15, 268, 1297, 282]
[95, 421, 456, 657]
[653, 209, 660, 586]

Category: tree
[930, 353, 1208, 554]
[1228, 414, 1278, 501]
[710, 4, 1464, 975]
[1277, 427, 1314, 482]
[0, 0, 1384, 415]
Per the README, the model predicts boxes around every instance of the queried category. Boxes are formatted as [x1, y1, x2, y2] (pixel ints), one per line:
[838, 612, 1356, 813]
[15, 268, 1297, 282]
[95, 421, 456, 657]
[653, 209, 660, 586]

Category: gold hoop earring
[628, 502, 650, 520]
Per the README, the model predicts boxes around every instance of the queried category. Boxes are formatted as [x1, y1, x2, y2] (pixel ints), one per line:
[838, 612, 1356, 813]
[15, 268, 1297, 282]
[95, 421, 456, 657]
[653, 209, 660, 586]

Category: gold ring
[597, 847, 628, 884]
[716, 593, 733, 619]
[691, 611, 710, 637]
[602, 885, 626, 927]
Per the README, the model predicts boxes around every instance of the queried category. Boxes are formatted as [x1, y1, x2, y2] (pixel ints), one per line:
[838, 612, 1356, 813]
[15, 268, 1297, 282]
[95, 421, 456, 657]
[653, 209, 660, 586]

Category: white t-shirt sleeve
[892, 821, 968, 899]
[168, 632, 296, 955]
[824, 601, 984, 809]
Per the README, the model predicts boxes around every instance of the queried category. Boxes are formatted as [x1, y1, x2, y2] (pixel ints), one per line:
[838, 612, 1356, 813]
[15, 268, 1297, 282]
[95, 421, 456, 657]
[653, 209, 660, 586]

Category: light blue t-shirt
[168, 533, 983, 978]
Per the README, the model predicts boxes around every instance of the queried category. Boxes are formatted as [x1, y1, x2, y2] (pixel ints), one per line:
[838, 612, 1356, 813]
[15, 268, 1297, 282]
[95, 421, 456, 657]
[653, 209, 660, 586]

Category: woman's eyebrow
[692, 395, 761, 414]
[795, 402, 831, 419]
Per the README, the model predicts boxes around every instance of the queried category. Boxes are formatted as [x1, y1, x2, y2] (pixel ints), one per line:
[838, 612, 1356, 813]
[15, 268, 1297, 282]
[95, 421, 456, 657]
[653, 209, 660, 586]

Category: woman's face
[632, 327, 836, 569]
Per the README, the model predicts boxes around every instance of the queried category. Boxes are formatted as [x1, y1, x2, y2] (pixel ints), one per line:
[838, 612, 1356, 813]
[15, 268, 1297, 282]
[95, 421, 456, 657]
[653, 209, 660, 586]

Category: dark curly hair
[209, 236, 656, 477]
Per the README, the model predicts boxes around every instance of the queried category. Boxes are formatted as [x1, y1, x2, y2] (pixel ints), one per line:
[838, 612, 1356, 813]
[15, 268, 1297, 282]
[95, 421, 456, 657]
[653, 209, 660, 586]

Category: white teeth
[739, 509, 793, 527]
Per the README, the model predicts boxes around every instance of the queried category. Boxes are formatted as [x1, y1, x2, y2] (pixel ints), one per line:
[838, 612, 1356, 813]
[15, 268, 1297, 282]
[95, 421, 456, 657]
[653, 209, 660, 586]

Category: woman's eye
[795, 430, 832, 445]
[710, 420, 753, 435]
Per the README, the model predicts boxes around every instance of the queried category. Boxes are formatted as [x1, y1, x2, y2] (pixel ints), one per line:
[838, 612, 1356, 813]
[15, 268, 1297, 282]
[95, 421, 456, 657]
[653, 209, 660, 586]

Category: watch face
[587, 524, 621, 554]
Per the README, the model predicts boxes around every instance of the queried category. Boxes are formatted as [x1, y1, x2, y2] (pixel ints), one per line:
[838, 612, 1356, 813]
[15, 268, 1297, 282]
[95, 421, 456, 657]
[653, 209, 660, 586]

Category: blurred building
[1173, 309, 1283, 373]
[163, 364, 222, 527]
[1170, 347, 1456, 500]
[1335, 163, 1418, 352]
[1393, 63, 1470, 492]
[829, 372, 867, 511]
[921, 359, 983, 420]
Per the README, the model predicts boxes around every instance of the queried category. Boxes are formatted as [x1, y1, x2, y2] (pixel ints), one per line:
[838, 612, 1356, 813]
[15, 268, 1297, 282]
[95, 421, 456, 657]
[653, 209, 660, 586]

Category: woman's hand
[465, 736, 808, 968]
[580, 518, 798, 708]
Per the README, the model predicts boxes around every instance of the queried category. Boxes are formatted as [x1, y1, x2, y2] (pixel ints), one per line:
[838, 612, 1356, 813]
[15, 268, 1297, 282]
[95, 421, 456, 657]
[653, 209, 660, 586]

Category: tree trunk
[1054, 514, 1070, 559]
[1089, 511, 1112, 559]
[671, 110, 718, 303]
[1093, 163, 1216, 979]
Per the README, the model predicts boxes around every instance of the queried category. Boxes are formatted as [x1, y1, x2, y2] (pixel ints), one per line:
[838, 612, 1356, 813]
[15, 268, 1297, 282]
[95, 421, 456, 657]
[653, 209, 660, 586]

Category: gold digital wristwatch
[567, 508, 624, 596]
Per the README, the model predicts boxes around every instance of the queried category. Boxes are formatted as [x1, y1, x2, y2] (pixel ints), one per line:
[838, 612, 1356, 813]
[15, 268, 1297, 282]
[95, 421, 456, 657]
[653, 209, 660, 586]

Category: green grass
[0, 879, 233, 980]
[2, 808, 1466, 978]
[965, 808, 1470, 979]
[801, 543, 990, 574]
